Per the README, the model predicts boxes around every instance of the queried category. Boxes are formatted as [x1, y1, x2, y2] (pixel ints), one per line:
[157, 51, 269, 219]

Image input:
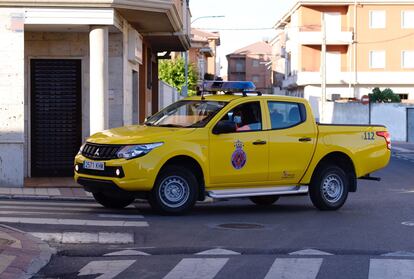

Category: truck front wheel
[309, 165, 349, 210]
[149, 165, 198, 215]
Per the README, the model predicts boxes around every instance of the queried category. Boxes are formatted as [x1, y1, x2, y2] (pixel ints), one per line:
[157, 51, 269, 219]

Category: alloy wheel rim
[322, 174, 344, 203]
[159, 176, 190, 208]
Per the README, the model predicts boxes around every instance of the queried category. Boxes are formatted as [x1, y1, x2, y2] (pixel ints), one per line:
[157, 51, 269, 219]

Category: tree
[370, 87, 401, 103]
[159, 57, 198, 95]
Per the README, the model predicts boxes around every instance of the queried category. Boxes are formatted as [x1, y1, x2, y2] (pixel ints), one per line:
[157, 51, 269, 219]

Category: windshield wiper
[157, 124, 186, 128]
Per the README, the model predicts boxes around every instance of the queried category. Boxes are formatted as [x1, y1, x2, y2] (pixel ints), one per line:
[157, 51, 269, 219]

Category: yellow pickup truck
[74, 81, 391, 214]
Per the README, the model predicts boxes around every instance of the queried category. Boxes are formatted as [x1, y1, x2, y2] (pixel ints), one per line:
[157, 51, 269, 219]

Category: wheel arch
[159, 155, 205, 200]
[310, 152, 357, 192]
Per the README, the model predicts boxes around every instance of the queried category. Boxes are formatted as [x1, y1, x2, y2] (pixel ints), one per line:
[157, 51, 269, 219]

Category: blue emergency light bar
[202, 81, 256, 92]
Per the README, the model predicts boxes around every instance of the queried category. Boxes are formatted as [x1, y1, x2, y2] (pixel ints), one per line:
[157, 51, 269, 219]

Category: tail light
[376, 131, 391, 150]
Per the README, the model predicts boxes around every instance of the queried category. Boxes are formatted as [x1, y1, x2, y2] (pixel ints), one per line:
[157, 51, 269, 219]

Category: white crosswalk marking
[264, 258, 323, 279]
[0, 199, 147, 244]
[163, 258, 229, 279]
[0, 217, 148, 227]
[0, 200, 111, 207]
[196, 248, 240, 255]
[104, 250, 150, 256]
[78, 260, 135, 279]
[98, 214, 144, 219]
[369, 259, 414, 279]
[0, 205, 120, 212]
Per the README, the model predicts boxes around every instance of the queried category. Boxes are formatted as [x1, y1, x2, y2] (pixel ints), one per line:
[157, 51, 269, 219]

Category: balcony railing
[286, 26, 353, 46]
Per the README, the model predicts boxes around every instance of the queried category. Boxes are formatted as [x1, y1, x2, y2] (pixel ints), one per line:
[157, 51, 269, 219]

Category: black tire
[149, 165, 198, 215]
[92, 192, 135, 209]
[249, 195, 279, 206]
[309, 164, 349, 211]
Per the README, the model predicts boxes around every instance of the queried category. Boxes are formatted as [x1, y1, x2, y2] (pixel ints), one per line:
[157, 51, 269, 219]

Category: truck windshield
[144, 100, 228, 128]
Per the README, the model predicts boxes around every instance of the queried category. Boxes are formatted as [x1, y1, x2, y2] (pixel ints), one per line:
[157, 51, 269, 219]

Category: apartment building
[0, 0, 190, 187]
[272, 0, 414, 102]
[189, 28, 221, 80]
[226, 41, 272, 94]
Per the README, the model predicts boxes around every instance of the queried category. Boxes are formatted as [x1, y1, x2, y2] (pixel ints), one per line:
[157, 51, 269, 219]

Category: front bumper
[74, 154, 157, 192]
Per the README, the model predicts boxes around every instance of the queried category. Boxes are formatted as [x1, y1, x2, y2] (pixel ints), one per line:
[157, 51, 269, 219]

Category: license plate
[83, 161, 105, 171]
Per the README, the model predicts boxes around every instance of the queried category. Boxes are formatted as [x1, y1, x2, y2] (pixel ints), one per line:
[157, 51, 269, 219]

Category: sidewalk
[0, 225, 53, 279]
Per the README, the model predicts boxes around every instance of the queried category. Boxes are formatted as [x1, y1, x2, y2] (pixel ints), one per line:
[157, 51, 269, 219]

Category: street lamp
[191, 15, 225, 24]
[182, 15, 225, 96]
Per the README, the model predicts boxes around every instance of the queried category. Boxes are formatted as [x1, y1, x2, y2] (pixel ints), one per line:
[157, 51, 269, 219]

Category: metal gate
[408, 108, 414, 143]
[30, 59, 82, 177]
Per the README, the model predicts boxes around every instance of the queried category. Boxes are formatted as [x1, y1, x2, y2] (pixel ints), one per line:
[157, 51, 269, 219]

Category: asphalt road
[2, 157, 414, 279]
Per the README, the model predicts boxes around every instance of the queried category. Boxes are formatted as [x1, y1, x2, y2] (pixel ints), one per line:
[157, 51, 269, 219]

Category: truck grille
[82, 143, 121, 160]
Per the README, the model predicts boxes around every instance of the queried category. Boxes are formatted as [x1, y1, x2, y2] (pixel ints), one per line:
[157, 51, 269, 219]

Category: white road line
[0, 205, 104, 213]
[369, 259, 414, 279]
[196, 248, 240, 255]
[163, 258, 229, 279]
[0, 205, 140, 214]
[0, 217, 148, 227]
[382, 251, 414, 257]
[0, 208, 144, 218]
[0, 210, 93, 216]
[264, 258, 323, 279]
[392, 147, 412, 152]
[97, 214, 144, 219]
[104, 250, 150, 256]
[0, 200, 136, 208]
[289, 249, 333, 256]
[0, 200, 105, 207]
[0, 255, 16, 273]
[30, 232, 134, 244]
[78, 260, 135, 279]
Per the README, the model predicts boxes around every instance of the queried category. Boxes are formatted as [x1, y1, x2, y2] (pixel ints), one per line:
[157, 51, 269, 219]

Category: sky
[189, 0, 296, 77]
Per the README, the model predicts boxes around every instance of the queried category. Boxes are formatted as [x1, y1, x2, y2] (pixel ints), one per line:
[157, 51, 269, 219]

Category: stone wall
[0, 9, 25, 187]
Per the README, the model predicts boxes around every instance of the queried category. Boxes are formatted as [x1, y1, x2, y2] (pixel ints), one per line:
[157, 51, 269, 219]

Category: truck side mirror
[213, 120, 237, 134]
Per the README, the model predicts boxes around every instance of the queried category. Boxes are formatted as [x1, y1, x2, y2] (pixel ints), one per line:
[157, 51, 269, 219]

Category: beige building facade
[189, 28, 221, 80]
[273, 0, 414, 102]
[0, 1, 190, 187]
[226, 41, 272, 94]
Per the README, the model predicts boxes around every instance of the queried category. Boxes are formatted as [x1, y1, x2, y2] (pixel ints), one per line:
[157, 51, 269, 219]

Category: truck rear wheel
[249, 195, 279, 206]
[92, 192, 135, 209]
[149, 165, 198, 215]
[309, 164, 349, 210]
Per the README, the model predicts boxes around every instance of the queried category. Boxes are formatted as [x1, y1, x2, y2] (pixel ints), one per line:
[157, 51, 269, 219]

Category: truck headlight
[117, 143, 163, 159]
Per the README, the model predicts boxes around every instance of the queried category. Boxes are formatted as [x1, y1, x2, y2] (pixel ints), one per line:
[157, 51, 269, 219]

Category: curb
[0, 224, 55, 279]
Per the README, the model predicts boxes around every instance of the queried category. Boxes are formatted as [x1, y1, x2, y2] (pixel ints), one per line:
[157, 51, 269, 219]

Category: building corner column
[0, 9, 24, 187]
[89, 26, 109, 135]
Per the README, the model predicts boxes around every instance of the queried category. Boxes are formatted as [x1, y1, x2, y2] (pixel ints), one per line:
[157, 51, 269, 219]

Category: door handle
[253, 140, 267, 145]
[298, 137, 312, 142]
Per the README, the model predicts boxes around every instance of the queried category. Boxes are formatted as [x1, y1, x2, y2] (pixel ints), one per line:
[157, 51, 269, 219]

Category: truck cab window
[268, 101, 305, 129]
[221, 102, 262, 132]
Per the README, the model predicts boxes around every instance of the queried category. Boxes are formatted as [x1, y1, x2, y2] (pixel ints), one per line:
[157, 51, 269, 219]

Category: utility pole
[321, 13, 327, 123]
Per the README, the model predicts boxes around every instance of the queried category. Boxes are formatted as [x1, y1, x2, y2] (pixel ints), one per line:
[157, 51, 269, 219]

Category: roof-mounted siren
[202, 81, 260, 97]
